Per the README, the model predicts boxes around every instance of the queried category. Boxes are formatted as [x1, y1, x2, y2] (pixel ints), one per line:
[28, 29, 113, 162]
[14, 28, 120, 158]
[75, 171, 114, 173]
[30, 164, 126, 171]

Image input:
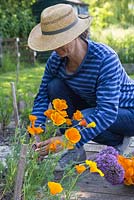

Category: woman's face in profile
[55, 39, 76, 57]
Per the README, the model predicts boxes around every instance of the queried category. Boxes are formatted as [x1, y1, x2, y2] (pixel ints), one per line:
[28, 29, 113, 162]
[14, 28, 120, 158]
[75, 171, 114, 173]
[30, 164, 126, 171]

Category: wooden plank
[55, 166, 134, 199]
[70, 191, 134, 200]
[56, 141, 134, 200]
[10, 82, 19, 127]
[76, 172, 134, 196]
[84, 143, 106, 152]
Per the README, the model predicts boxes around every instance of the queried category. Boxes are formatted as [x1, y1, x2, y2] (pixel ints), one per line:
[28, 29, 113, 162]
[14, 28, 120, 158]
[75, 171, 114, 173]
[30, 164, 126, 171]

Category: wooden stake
[16, 37, 20, 84]
[13, 144, 28, 200]
[10, 82, 19, 127]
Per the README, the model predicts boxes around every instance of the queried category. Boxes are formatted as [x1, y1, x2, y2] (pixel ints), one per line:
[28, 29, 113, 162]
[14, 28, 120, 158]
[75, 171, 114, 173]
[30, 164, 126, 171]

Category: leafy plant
[0, 0, 36, 38]
[83, 0, 134, 29]
[0, 53, 17, 73]
[0, 99, 103, 199]
[0, 92, 13, 136]
[0, 124, 79, 199]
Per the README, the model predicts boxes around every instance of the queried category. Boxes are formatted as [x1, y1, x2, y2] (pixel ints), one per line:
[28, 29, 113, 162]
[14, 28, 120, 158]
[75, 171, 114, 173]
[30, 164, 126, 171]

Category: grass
[0, 65, 45, 96]
[0, 65, 45, 130]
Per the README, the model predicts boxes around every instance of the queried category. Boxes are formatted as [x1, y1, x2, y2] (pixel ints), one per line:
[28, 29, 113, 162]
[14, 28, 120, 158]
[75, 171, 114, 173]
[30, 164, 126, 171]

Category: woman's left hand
[35, 135, 64, 157]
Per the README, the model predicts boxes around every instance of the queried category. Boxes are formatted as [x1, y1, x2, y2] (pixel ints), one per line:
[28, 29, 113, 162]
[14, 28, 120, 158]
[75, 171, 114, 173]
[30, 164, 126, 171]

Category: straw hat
[28, 3, 91, 51]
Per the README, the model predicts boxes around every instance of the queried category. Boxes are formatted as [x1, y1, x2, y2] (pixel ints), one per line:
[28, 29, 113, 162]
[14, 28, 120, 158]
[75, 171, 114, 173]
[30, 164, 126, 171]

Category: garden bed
[1, 140, 134, 200]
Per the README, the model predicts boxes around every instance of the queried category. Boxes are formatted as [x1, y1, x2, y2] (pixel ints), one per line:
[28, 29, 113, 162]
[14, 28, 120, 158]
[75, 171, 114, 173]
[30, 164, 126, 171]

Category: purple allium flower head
[97, 146, 119, 158]
[95, 154, 125, 185]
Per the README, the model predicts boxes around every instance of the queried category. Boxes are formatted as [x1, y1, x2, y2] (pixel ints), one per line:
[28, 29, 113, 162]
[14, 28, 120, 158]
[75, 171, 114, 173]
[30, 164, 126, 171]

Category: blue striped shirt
[32, 40, 134, 146]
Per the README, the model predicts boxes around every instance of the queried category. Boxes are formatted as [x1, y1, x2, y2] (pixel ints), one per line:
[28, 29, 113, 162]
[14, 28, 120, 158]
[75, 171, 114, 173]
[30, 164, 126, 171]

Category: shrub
[0, 92, 13, 136]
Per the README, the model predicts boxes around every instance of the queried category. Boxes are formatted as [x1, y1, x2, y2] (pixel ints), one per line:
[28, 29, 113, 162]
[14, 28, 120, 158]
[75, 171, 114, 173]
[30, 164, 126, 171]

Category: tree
[83, 0, 134, 29]
[0, 0, 36, 38]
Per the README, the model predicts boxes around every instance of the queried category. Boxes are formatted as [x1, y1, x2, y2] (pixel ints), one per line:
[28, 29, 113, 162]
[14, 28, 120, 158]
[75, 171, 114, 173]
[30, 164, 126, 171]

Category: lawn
[0, 65, 45, 131]
[0, 65, 45, 96]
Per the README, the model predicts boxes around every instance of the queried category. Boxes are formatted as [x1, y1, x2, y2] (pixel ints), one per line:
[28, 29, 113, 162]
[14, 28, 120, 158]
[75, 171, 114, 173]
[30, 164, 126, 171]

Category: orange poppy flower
[132, 158, 134, 167]
[117, 155, 134, 185]
[124, 177, 134, 185]
[29, 115, 37, 122]
[49, 140, 64, 152]
[44, 109, 55, 119]
[65, 127, 81, 144]
[48, 182, 63, 195]
[118, 155, 125, 162]
[125, 167, 134, 178]
[79, 119, 87, 126]
[86, 160, 104, 177]
[75, 165, 86, 174]
[27, 126, 44, 135]
[65, 141, 74, 149]
[131, 175, 134, 182]
[73, 110, 83, 121]
[118, 155, 132, 169]
[27, 126, 35, 135]
[118, 155, 126, 168]
[58, 110, 68, 118]
[29, 115, 37, 127]
[52, 99, 68, 111]
[87, 122, 96, 128]
[66, 118, 72, 126]
[51, 112, 66, 126]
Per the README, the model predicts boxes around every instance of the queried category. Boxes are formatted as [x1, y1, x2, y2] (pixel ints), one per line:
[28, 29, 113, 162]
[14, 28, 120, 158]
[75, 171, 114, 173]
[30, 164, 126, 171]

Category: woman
[28, 4, 134, 170]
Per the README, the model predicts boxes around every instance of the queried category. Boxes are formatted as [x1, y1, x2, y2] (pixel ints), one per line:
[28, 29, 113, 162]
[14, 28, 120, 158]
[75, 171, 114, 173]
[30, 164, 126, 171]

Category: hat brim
[28, 17, 91, 52]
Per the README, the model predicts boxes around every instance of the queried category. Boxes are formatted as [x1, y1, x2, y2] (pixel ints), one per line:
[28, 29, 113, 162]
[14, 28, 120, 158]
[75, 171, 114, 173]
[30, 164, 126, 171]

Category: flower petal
[65, 127, 81, 144]
[48, 182, 63, 195]
[75, 165, 86, 174]
[73, 110, 83, 121]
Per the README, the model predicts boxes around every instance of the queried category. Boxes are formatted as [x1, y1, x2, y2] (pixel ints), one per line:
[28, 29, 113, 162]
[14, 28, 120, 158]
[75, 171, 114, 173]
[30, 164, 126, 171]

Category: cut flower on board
[95, 146, 134, 186]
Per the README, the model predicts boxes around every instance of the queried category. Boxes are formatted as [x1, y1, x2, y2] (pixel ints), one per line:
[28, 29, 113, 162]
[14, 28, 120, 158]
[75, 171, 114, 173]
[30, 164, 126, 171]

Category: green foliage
[131, 74, 134, 79]
[83, 0, 134, 29]
[0, 162, 5, 180]
[15, 65, 44, 126]
[0, 52, 37, 74]
[0, 127, 81, 199]
[0, 0, 36, 38]
[0, 62, 44, 96]
[0, 91, 13, 135]
[0, 0, 134, 38]
[105, 35, 134, 63]
[0, 65, 44, 131]
[111, 0, 134, 28]
[91, 27, 134, 63]
[0, 53, 17, 73]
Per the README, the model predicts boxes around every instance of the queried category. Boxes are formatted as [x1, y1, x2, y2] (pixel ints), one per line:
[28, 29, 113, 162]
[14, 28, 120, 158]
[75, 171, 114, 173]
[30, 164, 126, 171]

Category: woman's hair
[79, 29, 89, 40]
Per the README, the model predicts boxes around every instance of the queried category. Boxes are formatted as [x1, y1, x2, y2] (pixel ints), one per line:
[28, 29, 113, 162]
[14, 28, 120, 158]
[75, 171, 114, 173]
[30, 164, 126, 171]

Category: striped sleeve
[31, 60, 53, 129]
[76, 53, 121, 147]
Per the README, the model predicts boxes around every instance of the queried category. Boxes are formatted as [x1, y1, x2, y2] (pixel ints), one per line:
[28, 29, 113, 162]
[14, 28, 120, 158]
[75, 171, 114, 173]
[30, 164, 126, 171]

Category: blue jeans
[48, 78, 134, 146]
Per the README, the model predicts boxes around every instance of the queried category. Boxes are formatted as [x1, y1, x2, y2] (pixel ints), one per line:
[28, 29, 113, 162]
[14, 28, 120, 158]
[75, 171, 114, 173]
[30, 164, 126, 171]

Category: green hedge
[102, 35, 134, 63]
